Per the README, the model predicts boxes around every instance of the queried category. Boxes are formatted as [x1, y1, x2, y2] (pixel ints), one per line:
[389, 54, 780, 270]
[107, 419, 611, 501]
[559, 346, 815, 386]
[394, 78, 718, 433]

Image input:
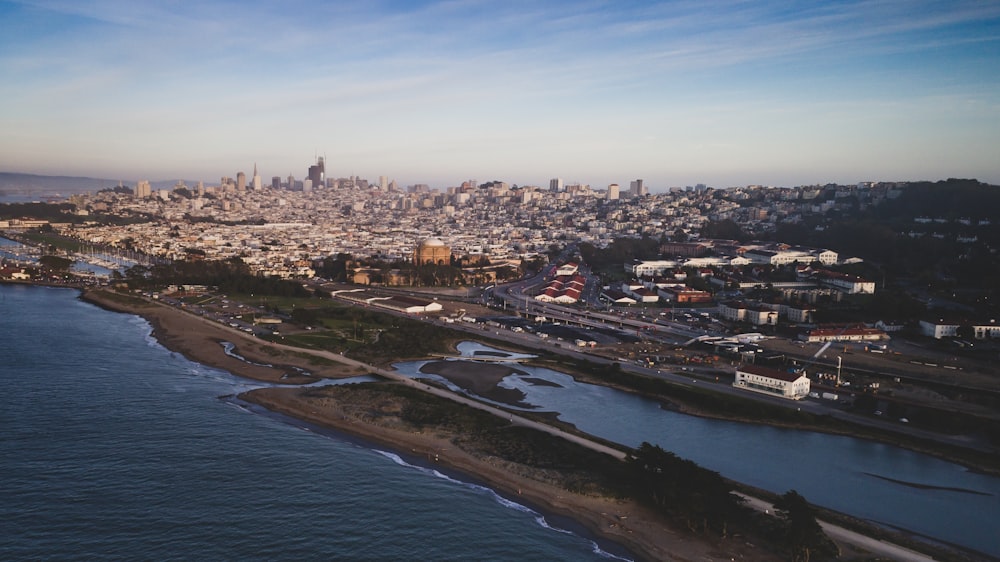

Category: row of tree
[627, 442, 836, 561]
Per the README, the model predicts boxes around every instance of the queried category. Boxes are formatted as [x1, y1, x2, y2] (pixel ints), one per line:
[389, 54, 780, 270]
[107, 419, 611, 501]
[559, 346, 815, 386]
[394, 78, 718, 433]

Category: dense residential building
[37, 168, 973, 295]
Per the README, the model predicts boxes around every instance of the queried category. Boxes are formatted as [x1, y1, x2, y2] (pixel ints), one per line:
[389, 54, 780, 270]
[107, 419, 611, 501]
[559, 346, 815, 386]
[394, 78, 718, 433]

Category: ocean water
[0, 285, 625, 561]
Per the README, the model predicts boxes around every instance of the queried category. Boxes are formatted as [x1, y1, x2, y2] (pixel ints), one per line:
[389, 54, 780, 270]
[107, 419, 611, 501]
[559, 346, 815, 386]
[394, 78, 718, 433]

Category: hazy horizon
[2, 1, 999, 189]
[1, 169, 996, 195]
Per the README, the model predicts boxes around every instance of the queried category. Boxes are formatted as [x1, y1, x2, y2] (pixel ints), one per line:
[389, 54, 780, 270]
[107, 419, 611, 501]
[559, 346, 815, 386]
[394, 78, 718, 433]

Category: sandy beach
[79, 288, 780, 561]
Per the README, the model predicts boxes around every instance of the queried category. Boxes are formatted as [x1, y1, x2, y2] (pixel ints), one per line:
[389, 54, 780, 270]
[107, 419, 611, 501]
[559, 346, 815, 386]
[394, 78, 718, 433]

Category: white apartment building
[816, 271, 876, 294]
[734, 364, 810, 400]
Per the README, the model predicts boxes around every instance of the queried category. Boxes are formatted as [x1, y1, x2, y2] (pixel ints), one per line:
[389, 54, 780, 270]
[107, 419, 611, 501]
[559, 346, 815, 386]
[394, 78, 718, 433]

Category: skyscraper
[607, 183, 619, 200]
[630, 179, 646, 197]
[236, 172, 246, 191]
[308, 156, 325, 189]
[252, 163, 262, 190]
[550, 178, 563, 192]
[135, 180, 152, 198]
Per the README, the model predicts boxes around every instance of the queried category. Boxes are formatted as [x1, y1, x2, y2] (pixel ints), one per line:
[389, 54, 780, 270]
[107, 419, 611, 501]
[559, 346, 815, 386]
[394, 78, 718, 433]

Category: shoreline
[228, 394, 638, 561]
[70, 286, 988, 561]
[77, 287, 767, 561]
[235, 385, 766, 562]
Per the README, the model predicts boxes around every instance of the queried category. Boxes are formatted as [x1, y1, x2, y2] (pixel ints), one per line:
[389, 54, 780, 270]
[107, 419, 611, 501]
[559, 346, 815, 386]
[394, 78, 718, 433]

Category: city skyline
[2, 0, 999, 190]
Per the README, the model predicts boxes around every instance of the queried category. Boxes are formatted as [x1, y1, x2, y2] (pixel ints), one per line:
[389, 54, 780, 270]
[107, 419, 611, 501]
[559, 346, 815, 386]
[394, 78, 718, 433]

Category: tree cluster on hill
[793, 182, 999, 306]
[873, 179, 1000, 222]
[0, 202, 77, 221]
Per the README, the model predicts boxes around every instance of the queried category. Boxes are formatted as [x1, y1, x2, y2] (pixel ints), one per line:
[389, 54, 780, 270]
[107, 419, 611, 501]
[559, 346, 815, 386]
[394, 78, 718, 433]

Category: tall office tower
[135, 180, 152, 198]
[630, 179, 646, 197]
[272, 176, 282, 190]
[389, 179, 398, 192]
[549, 178, 563, 192]
[287, 175, 295, 190]
[236, 172, 246, 191]
[252, 163, 262, 190]
[379, 175, 388, 190]
[308, 156, 325, 189]
[607, 183, 620, 201]
[195, 181, 204, 196]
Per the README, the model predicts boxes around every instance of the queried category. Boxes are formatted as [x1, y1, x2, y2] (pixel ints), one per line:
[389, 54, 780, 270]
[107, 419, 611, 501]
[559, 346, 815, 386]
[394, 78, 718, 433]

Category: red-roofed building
[535, 273, 587, 304]
[659, 286, 713, 304]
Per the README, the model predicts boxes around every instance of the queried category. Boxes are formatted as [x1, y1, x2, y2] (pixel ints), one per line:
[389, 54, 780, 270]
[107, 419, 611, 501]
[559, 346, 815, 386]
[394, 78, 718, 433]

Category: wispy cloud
[1, 0, 999, 185]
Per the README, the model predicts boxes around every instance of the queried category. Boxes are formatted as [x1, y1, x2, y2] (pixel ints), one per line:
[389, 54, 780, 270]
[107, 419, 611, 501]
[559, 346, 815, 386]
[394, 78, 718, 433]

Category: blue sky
[1, 0, 999, 190]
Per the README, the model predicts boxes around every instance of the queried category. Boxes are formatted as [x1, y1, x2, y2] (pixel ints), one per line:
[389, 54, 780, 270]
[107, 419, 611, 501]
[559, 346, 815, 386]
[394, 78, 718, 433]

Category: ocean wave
[130, 317, 162, 349]
[374, 449, 631, 561]
[220, 341, 273, 367]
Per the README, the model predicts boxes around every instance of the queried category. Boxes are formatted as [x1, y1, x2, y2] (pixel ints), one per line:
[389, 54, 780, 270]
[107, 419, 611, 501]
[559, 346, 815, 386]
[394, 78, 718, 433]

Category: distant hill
[0, 172, 126, 199]
[0, 172, 196, 200]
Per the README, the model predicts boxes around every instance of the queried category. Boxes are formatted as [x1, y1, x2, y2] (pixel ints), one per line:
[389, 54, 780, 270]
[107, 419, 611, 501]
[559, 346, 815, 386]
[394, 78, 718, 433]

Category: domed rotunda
[413, 238, 451, 265]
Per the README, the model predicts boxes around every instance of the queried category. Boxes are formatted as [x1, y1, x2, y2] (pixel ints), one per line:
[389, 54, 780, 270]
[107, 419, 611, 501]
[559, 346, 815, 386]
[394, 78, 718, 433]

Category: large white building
[734, 365, 810, 400]
[744, 248, 838, 266]
[816, 270, 876, 294]
[919, 319, 1000, 339]
[626, 259, 678, 277]
[719, 301, 778, 326]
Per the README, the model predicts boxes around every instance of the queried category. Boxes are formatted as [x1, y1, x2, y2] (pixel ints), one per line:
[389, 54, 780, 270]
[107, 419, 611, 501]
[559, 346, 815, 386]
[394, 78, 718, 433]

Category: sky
[1, 0, 999, 190]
